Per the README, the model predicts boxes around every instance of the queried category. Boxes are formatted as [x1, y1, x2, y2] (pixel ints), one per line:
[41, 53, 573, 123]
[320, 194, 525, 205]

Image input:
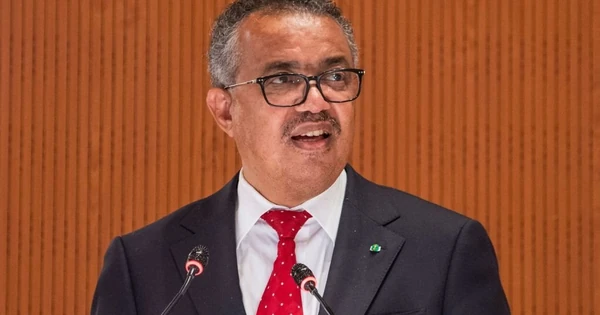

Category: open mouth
[289, 129, 333, 151]
[290, 130, 331, 142]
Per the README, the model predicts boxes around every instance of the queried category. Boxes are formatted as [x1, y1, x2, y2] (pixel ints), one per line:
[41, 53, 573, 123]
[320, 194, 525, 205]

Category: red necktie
[257, 209, 312, 315]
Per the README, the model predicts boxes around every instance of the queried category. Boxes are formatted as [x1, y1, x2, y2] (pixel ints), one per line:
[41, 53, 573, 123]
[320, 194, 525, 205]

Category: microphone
[291, 263, 335, 315]
[160, 245, 210, 315]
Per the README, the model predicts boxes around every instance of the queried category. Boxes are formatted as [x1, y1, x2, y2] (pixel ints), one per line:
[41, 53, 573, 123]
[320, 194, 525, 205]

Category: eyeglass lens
[262, 70, 361, 106]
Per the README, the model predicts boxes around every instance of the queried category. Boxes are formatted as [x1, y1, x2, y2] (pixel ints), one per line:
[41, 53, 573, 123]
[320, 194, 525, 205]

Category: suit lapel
[320, 167, 406, 315]
[169, 175, 246, 315]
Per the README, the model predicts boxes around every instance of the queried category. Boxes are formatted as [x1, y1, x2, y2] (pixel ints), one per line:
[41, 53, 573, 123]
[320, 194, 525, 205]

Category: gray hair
[208, 0, 359, 88]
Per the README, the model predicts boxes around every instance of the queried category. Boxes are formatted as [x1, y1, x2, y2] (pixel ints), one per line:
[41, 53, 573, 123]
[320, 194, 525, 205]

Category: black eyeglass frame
[223, 68, 365, 107]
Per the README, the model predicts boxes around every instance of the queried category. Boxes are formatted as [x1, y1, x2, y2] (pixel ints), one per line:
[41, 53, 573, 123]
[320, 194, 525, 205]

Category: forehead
[236, 12, 354, 75]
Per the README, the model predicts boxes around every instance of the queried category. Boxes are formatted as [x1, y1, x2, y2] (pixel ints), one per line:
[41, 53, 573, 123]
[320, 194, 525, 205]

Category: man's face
[209, 12, 356, 204]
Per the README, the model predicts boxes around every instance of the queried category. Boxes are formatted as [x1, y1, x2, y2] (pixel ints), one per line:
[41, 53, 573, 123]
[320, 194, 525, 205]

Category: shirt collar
[235, 169, 347, 247]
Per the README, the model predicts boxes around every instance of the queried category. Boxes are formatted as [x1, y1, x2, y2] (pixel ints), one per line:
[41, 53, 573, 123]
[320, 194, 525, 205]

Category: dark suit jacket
[91, 166, 510, 315]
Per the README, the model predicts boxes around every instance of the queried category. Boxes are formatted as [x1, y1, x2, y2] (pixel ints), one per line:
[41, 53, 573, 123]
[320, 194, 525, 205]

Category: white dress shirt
[236, 169, 347, 315]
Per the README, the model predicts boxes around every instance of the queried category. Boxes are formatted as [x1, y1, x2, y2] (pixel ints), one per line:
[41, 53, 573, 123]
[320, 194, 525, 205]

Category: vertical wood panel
[19, 1, 33, 314]
[0, 2, 9, 314]
[9, 1, 23, 314]
[145, 0, 158, 225]
[63, 1, 79, 312]
[53, 0, 68, 312]
[532, 1, 545, 312]
[592, 0, 600, 312]
[0, 0, 597, 314]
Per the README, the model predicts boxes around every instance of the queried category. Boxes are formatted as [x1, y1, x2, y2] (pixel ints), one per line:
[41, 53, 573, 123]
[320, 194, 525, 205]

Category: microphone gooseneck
[291, 263, 335, 315]
[160, 245, 210, 315]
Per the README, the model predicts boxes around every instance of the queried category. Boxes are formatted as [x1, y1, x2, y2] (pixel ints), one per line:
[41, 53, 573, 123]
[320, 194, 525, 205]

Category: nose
[295, 84, 331, 113]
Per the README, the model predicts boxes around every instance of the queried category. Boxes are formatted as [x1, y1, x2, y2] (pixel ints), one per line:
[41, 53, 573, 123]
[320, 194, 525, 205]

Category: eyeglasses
[224, 68, 365, 107]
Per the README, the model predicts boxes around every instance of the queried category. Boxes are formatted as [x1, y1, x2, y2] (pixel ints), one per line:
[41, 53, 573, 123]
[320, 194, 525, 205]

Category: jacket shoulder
[347, 167, 474, 236]
[116, 198, 204, 251]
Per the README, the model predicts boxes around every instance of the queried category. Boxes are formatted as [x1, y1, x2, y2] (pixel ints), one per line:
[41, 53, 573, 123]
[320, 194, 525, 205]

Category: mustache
[282, 111, 341, 137]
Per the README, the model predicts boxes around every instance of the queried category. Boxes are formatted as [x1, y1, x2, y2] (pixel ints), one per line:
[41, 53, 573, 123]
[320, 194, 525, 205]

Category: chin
[289, 159, 345, 182]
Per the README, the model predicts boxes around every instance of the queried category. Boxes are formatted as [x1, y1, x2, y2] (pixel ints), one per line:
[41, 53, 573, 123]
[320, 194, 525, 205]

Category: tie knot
[261, 209, 312, 239]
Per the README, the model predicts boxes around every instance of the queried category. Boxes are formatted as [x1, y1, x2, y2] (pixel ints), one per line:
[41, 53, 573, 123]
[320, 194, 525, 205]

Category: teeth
[300, 130, 327, 137]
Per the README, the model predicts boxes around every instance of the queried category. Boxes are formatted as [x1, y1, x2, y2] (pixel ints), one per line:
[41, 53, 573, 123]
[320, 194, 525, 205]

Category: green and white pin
[369, 244, 382, 253]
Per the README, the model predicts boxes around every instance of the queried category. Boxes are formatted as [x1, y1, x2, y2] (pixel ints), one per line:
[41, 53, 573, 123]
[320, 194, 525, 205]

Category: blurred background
[0, 0, 598, 314]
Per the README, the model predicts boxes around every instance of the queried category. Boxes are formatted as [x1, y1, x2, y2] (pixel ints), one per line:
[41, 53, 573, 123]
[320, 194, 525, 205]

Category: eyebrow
[262, 61, 302, 74]
[319, 56, 351, 69]
[261, 56, 352, 76]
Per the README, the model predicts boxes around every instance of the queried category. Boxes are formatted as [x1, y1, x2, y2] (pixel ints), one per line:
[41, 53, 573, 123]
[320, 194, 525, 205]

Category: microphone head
[291, 263, 317, 292]
[188, 245, 210, 265]
[185, 245, 209, 276]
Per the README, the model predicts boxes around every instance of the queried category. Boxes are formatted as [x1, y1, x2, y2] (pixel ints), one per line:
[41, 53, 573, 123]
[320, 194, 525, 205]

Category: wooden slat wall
[0, 0, 597, 314]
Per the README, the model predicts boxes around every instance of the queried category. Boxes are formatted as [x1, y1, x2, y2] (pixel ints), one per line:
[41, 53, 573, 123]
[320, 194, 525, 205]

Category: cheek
[231, 103, 286, 154]
[337, 104, 355, 133]
[232, 107, 259, 146]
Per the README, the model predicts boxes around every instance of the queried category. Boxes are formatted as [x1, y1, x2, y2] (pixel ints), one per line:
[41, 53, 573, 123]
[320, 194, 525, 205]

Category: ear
[206, 88, 235, 137]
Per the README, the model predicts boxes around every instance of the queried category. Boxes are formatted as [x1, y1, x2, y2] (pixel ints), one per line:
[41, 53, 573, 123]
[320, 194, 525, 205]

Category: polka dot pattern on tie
[256, 209, 312, 315]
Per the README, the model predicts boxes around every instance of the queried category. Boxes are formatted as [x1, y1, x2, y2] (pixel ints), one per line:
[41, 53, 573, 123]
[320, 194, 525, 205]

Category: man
[92, 0, 510, 314]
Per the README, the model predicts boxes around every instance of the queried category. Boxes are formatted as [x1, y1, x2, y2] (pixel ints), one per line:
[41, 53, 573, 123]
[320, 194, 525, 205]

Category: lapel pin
[369, 244, 382, 253]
